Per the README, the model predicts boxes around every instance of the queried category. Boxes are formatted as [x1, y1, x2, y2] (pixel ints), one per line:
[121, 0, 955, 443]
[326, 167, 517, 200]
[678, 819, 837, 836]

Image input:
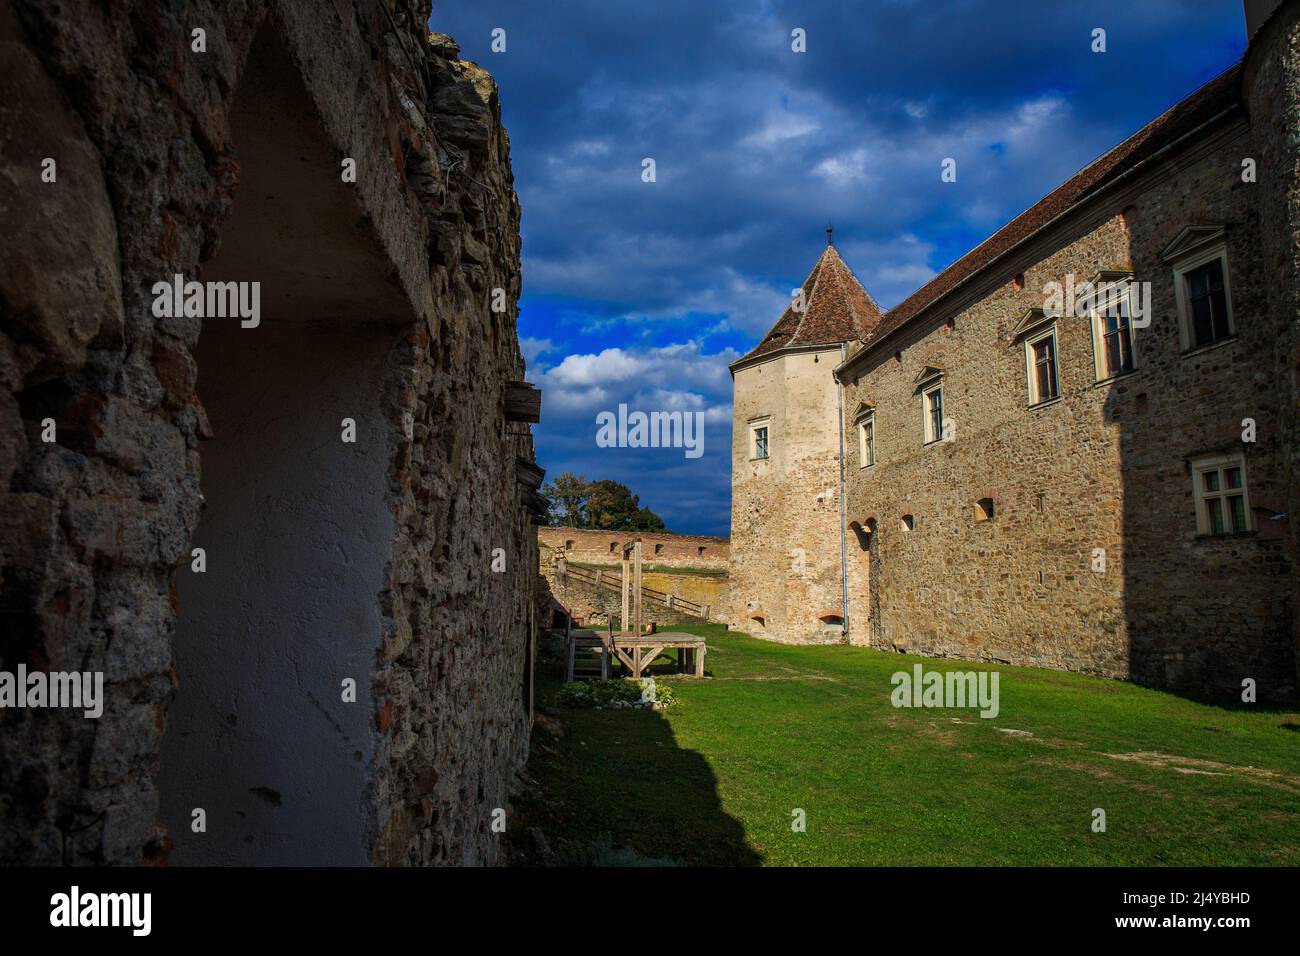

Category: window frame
[1088, 275, 1139, 381]
[921, 382, 944, 445]
[1172, 244, 1235, 353]
[1191, 453, 1252, 536]
[1023, 323, 1061, 406]
[748, 417, 771, 461]
[857, 413, 875, 468]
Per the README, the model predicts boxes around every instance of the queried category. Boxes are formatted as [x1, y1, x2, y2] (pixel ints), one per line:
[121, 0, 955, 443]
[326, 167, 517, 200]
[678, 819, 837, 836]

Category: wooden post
[633, 540, 644, 638]
[620, 552, 630, 634]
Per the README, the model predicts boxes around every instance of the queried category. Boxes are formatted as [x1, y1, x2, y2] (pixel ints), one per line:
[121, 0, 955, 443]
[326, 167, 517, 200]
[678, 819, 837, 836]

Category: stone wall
[539, 547, 725, 628]
[840, 114, 1296, 700]
[0, 0, 538, 865]
[1242, 0, 1300, 695]
[538, 526, 728, 570]
[729, 347, 849, 644]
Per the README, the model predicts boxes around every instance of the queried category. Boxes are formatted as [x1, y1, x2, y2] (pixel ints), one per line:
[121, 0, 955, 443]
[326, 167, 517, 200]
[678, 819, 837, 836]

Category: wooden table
[602, 631, 706, 678]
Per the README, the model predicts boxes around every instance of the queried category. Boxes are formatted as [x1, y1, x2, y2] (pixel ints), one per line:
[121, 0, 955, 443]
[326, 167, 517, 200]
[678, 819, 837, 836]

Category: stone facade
[729, 346, 850, 643]
[1, 0, 539, 865]
[538, 530, 729, 627]
[732, 4, 1300, 701]
[538, 526, 728, 570]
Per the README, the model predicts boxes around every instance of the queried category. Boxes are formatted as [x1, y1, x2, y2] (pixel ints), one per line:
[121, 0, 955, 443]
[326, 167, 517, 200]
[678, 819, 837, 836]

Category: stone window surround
[1086, 270, 1141, 382]
[1023, 323, 1061, 407]
[1162, 226, 1236, 353]
[856, 408, 876, 468]
[748, 416, 771, 461]
[1190, 451, 1253, 536]
[920, 380, 944, 445]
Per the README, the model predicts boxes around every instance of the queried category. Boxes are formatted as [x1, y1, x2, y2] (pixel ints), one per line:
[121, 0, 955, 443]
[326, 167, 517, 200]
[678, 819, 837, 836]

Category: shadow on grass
[518, 656, 759, 867]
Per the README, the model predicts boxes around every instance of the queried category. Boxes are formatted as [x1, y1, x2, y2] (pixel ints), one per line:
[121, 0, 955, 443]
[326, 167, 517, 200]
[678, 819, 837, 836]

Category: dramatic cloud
[439, 0, 1245, 533]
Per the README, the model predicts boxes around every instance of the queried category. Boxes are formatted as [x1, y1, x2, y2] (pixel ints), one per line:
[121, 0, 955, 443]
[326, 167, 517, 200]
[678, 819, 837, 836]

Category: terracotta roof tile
[733, 243, 885, 368]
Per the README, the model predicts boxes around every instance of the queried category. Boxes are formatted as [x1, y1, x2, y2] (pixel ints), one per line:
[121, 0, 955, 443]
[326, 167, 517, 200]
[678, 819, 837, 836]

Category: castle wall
[1242, 0, 1300, 695]
[729, 348, 848, 643]
[538, 526, 728, 570]
[0, 0, 537, 865]
[840, 118, 1296, 700]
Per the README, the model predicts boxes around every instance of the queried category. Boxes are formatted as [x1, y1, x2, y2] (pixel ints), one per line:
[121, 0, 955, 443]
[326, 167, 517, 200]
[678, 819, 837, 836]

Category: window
[901, 514, 914, 531]
[858, 415, 875, 467]
[1024, 327, 1059, 405]
[749, 417, 771, 460]
[1085, 273, 1139, 380]
[1186, 259, 1230, 348]
[564, 540, 574, 551]
[609, 542, 618, 553]
[1100, 310, 1135, 377]
[697, 547, 706, 557]
[922, 384, 944, 444]
[1192, 454, 1251, 535]
[1163, 227, 1234, 352]
[654, 544, 663, 555]
[975, 498, 995, 522]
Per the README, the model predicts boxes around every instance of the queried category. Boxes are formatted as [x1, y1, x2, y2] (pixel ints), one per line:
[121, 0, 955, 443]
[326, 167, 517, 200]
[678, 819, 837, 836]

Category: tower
[728, 239, 884, 643]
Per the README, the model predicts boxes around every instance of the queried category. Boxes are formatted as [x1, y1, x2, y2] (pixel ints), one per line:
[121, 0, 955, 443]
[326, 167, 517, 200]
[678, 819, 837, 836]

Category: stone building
[731, 0, 1300, 701]
[1, 0, 542, 865]
[728, 241, 882, 643]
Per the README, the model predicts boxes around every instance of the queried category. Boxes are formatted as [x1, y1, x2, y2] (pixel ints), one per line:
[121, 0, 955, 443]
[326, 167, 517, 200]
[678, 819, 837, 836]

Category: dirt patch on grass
[1102, 751, 1300, 794]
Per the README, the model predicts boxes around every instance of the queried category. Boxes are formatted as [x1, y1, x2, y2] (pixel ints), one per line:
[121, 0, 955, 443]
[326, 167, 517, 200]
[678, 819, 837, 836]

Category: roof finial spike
[826, 224, 834, 246]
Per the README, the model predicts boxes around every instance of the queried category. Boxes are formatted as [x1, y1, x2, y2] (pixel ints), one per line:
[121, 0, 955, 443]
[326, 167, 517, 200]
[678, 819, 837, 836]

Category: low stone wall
[539, 547, 728, 628]
[538, 527, 729, 571]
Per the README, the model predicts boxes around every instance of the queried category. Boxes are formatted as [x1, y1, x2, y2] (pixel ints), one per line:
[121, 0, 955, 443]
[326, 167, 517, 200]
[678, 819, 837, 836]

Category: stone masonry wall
[538, 526, 728, 570]
[1242, 0, 1300, 694]
[0, 0, 537, 865]
[840, 116, 1296, 701]
[730, 347, 849, 644]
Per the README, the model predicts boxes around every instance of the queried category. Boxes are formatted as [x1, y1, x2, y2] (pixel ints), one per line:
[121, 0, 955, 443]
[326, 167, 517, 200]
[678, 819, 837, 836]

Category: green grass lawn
[525, 624, 1300, 866]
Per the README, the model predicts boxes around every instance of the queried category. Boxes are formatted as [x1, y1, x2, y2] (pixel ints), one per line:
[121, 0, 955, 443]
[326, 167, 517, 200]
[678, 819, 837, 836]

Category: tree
[540, 471, 588, 527]
[538, 473, 667, 532]
[585, 479, 642, 531]
[630, 506, 666, 532]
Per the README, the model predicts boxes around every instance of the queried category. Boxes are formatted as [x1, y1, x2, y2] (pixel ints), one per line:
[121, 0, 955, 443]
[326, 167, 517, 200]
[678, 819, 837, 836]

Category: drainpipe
[837, 342, 849, 642]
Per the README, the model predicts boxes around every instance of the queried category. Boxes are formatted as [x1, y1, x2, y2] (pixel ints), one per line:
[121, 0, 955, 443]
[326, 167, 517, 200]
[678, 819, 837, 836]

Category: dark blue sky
[437, 1, 1247, 535]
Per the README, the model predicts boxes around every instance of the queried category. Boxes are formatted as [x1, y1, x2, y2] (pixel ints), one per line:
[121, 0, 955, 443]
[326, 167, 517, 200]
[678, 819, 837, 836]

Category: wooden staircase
[566, 630, 610, 681]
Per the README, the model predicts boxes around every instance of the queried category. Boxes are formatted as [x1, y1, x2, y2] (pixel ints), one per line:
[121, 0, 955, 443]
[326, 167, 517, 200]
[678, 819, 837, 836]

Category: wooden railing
[557, 562, 710, 620]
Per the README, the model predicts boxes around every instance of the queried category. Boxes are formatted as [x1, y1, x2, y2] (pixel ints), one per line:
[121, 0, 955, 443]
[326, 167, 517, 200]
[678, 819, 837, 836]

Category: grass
[524, 624, 1300, 866]
[565, 560, 729, 577]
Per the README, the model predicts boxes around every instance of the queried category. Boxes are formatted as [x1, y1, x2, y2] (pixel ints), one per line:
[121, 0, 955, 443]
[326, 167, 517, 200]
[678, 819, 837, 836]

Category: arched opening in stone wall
[158, 24, 413, 865]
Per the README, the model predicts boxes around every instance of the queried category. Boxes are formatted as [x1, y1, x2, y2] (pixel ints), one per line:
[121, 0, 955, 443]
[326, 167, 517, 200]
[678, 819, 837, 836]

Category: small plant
[556, 678, 676, 710]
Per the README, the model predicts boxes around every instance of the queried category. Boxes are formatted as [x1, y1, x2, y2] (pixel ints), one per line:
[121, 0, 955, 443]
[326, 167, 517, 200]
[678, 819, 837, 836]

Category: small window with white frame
[858, 414, 875, 467]
[749, 417, 770, 460]
[922, 382, 944, 444]
[1024, 325, 1060, 405]
[1161, 226, 1234, 352]
[1088, 271, 1138, 380]
[1191, 453, 1251, 535]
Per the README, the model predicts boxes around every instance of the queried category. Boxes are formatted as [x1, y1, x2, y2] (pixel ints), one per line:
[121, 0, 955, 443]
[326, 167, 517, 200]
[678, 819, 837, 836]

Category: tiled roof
[733, 243, 885, 369]
[852, 63, 1244, 361]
